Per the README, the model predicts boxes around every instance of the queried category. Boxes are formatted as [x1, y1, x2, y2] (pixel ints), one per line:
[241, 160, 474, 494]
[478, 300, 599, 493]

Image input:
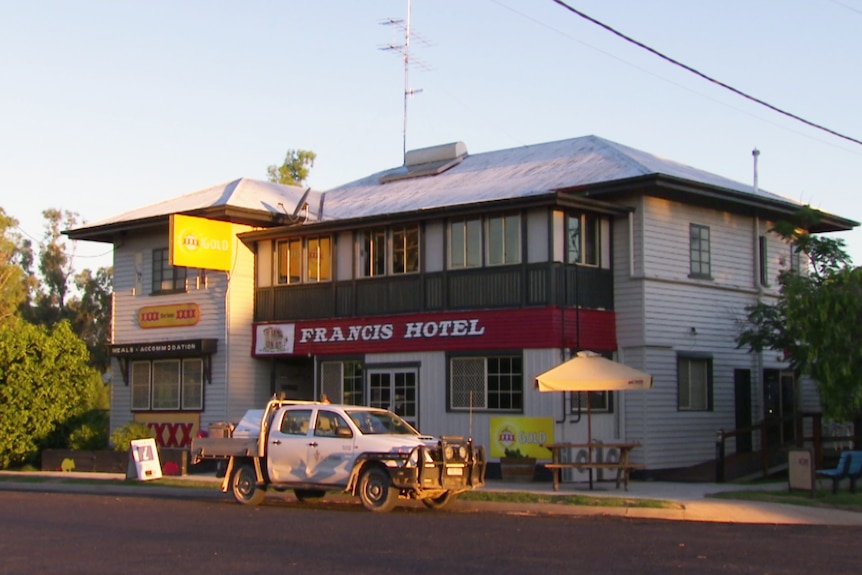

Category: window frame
[486, 214, 521, 266]
[391, 224, 420, 275]
[449, 217, 483, 269]
[448, 353, 523, 412]
[677, 354, 713, 411]
[130, 357, 205, 412]
[151, 247, 187, 294]
[275, 235, 332, 285]
[566, 212, 600, 266]
[689, 224, 712, 279]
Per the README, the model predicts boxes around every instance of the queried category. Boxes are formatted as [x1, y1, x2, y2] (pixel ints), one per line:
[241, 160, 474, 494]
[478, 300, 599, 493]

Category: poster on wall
[489, 416, 554, 459]
[169, 214, 235, 272]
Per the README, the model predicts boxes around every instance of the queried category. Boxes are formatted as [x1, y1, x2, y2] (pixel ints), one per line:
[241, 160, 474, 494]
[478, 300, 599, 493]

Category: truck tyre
[421, 491, 456, 509]
[358, 467, 398, 512]
[294, 489, 326, 502]
[231, 463, 266, 506]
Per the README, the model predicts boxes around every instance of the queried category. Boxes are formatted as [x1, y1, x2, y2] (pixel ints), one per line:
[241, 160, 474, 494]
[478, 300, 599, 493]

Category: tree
[266, 149, 316, 186]
[0, 208, 29, 325]
[68, 266, 113, 372]
[736, 208, 862, 421]
[0, 318, 100, 468]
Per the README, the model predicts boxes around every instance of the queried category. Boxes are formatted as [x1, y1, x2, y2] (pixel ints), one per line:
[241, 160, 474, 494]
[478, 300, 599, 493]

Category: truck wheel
[294, 489, 326, 502]
[421, 491, 456, 510]
[231, 463, 266, 506]
[358, 467, 398, 512]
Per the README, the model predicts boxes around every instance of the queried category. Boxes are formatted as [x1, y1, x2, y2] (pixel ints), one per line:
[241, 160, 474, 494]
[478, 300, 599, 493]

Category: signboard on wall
[489, 416, 554, 459]
[253, 307, 616, 356]
[170, 214, 234, 272]
[137, 303, 200, 328]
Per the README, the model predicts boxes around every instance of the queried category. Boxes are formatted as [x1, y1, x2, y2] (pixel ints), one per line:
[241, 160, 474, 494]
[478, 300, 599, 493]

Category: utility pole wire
[550, 0, 862, 147]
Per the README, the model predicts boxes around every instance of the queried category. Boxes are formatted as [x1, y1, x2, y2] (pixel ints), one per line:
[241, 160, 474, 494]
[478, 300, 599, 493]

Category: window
[487, 214, 521, 265]
[569, 391, 613, 414]
[790, 244, 802, 273]
[152, 248, 187, 294]
[360, 228, 387, 277]
[567, 213, 600, 265]
[450, 218, 482, 268]
[758, 235, 769, 286]
[689, 224, 711, 278]
[131, 358, 204, 411]
[276, 236, 331, 285]
[320, 360, 364, 405]
[678, 355, 712, 411]
[392, 225, 420, 274]
[449, 355, 523, 411]
[307, 236, 331, 282]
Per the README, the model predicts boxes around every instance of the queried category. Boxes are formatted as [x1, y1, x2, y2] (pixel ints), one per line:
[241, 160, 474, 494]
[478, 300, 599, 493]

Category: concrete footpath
[1, 470, 861, 526]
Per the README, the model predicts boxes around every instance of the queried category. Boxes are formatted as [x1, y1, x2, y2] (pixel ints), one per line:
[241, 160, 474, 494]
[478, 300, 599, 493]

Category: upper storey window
[276, 236, 332, 285]
[359, 224, 420, 278]
[689, 224, 711, 278]
[450, 214, 521, 269]
[567, 213, 600, 266]
[152, 248, 187, 294]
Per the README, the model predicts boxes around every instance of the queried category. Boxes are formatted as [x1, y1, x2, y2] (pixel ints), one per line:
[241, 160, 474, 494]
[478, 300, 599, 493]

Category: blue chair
[816, 451, 862, 494]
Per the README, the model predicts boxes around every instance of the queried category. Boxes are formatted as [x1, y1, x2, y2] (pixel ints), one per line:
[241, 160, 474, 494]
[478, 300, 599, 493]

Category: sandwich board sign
[787, 448, 814, 496]
[126, 438, 162, 481]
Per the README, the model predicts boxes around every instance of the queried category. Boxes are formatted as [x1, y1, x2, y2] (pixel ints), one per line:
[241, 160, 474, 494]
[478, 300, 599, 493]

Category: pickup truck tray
[191, 437, 258, 462]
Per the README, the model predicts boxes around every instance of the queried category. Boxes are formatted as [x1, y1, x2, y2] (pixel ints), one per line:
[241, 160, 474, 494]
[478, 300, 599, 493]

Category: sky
[3, 0, 862, 273]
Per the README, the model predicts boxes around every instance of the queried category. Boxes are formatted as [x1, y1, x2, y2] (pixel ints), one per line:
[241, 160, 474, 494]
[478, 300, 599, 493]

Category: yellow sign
[138, 303, 200, 328]
[489, 416, 554, 459]
[170, 214, 234, 272]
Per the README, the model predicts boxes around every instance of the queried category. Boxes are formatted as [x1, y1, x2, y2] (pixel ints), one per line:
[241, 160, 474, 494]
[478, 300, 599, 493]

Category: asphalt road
[2, 489, 861, 575]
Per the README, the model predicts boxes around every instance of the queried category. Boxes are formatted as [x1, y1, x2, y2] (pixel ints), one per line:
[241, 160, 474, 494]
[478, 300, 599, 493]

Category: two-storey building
[68, 135, 856, 475]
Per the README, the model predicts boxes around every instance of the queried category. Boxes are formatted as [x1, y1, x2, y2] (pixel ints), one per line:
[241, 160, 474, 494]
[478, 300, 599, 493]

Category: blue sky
[3, 0, 862, 272]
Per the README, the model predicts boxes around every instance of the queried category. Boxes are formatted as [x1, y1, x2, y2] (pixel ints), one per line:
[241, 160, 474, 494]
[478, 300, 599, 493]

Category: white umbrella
[535, 351, 653, 480]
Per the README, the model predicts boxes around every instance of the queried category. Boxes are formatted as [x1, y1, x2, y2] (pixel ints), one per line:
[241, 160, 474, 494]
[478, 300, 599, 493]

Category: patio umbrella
[535, 351, 653, 462]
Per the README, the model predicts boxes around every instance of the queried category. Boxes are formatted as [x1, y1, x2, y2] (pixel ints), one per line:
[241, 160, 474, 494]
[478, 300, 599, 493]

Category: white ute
[191, 398, 486, 512]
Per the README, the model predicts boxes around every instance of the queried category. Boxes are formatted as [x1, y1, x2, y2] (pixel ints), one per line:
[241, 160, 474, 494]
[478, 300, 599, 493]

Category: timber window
[450, 218, 482, 269]
[567, 213, 600, 266]
[689, 224, 711, 278]
[131, 358, 203, 411]
[677, 354, 712, 411]
[487, 214, 521, 266]
[152, 247, 187, 294]
[449, 355, 523, 412]
[358, 225, 420, 278]
[276, 236, 332, 284]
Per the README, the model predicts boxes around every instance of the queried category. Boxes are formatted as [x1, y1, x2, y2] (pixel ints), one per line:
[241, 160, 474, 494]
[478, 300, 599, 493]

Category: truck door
[267, 408, 313, 483]
[305, 409, 356, 486]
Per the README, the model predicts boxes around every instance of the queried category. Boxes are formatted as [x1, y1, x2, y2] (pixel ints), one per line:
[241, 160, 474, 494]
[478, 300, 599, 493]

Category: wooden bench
[815, 450, 862, 494]
[545, 461, 645, 491]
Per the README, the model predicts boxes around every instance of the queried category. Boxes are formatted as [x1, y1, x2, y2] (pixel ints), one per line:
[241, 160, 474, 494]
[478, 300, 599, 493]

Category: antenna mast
[380, 0, 427, 161]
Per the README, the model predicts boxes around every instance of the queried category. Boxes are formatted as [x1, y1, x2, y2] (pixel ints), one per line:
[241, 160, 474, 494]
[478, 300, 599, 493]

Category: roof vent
[380, 141, 468, 183]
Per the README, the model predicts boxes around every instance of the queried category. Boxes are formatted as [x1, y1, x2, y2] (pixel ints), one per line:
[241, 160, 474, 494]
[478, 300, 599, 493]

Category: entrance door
[367, 368, 418, 429]
[763, 369, 796, 447]
[734, 369, 752, 453]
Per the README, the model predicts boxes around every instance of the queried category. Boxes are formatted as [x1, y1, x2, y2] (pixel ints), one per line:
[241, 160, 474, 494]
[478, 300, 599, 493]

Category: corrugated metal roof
[70, 177, 320, 232]
[321, 135, 796, 219]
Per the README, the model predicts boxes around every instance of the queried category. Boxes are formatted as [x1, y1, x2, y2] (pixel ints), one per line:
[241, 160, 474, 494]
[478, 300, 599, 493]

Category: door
[267, 408, 314, 483]
[763, 369, 797, 447]
[304, 409, 356, 485]
[368, 368, 418, 429]
[734, 369, 752, 453]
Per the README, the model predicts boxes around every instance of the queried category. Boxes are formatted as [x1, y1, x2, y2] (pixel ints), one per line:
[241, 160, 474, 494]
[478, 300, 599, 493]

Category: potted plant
[500, 447, 536, 482]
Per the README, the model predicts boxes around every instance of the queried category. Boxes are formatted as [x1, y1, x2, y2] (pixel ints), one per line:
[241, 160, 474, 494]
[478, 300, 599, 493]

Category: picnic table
[543, 442, 643, 491]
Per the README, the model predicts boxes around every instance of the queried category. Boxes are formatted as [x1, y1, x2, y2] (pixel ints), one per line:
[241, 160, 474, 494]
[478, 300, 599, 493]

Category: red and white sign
[253, 307, 615, 356]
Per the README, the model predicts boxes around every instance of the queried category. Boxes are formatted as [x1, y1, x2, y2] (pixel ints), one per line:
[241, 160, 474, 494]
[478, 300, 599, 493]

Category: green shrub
[68, 410, 110, 450]
[109, 422, 155, 452]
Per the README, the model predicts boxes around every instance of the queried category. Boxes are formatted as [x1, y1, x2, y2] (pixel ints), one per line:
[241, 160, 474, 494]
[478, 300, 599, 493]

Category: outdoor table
[542, 442, 642, 491]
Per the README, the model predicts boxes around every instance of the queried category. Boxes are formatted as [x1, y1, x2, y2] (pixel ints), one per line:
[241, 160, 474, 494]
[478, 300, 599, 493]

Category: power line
[550, 0, 862, 147]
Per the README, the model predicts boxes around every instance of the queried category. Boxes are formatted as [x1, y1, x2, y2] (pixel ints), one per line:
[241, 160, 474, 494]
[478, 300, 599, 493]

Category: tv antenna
[380, 0, 432, 161]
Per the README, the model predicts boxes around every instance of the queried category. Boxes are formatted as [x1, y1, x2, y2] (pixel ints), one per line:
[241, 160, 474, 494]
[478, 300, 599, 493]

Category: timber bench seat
[544, 462, 645, 491]
[542, 442, 643, 491]
[815, 450, 862, 494]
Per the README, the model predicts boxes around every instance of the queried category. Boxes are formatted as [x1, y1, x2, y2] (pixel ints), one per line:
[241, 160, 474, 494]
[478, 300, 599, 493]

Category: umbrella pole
[587, 393, 593, 490]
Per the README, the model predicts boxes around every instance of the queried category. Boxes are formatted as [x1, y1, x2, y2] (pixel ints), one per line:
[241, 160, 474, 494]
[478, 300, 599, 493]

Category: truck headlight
[444, 445, 454, 460]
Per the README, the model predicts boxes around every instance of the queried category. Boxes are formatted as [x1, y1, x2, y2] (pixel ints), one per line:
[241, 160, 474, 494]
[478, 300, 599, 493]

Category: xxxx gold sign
[138, 303, 201, 329]
[170, 214, 235, 272]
